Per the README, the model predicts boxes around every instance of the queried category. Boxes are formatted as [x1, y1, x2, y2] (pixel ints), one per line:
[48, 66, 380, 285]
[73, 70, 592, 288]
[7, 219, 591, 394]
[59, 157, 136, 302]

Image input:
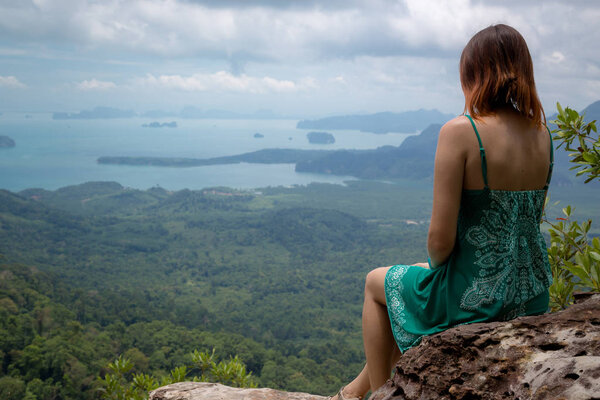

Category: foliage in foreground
[98, 350, 256, 400]
[545, 103, 600, 311]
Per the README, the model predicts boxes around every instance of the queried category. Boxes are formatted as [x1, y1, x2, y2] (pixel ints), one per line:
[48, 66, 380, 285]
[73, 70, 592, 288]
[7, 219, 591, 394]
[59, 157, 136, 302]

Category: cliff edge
[149, 382, 327, 400]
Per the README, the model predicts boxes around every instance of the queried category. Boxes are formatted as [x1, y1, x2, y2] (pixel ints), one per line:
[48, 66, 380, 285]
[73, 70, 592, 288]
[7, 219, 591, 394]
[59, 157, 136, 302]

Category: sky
[0, 0, 599, 118]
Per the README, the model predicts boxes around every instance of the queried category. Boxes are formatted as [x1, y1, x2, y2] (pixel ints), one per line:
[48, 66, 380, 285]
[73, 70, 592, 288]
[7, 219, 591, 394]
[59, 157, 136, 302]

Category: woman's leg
[362, 266, 396, 391]
[334, 263, 424, 399]
[335, 344, 402, 399]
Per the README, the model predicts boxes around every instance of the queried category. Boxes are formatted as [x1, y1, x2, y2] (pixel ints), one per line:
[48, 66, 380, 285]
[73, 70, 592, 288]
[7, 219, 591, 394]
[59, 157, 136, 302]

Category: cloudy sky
[0, 0, 598, 117]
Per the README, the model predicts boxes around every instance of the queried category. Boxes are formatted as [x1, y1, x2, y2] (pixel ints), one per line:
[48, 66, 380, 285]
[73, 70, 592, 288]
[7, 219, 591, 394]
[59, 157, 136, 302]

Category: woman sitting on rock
[331, 24, 553, 400]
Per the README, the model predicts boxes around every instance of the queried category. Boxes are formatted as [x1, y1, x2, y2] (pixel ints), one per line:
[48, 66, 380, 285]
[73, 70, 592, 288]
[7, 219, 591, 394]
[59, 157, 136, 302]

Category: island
[307, 131, 335, 144]
[142, 121, 177, 128]
[98, 148, 333, 167]
[253, 133, 264, 138]
[0, 135, 15, 148]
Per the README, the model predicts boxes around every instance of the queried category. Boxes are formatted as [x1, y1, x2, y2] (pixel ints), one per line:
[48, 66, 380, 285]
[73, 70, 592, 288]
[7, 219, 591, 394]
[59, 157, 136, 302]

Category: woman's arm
[427, 119, 469, 267]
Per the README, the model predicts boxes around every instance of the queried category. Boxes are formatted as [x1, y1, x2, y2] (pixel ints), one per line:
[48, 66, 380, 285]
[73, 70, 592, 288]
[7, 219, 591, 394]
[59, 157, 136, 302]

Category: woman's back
[461, 109, 552, 192]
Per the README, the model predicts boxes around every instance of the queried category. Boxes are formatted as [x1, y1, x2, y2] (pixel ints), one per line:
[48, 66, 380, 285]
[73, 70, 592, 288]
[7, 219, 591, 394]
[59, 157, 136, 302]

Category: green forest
[0, 179, 437, 399]
[1, 165, 599, 399]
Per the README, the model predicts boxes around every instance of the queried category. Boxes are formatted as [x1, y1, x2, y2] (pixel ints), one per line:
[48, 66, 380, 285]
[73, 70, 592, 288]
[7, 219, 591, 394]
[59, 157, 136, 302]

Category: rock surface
[149, 382, 327, 400]
[371, 294, 600, 400]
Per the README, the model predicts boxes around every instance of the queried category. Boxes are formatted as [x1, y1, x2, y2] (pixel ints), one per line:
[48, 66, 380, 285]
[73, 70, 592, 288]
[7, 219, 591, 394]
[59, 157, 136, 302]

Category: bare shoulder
[437, 116, 475, 153]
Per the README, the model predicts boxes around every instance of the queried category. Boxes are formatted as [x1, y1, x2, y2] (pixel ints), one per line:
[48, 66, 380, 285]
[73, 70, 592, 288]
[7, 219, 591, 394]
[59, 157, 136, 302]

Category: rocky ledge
[150, 295, 600, 400]
[372, 293, 600, 400]
[149, 382, 326, 400]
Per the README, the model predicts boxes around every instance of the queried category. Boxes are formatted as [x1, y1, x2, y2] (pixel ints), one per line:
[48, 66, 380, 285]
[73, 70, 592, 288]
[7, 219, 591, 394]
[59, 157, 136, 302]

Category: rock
[149, 382, 327, 400]
[371, 294, 600, 400]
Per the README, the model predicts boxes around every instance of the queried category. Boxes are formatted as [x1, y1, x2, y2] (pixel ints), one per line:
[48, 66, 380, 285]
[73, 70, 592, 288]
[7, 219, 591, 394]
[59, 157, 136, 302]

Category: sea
[0, 113, 413, 192]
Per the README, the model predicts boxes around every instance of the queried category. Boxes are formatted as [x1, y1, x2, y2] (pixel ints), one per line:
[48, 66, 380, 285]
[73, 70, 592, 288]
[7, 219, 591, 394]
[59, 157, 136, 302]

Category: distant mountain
[53, 106, 136, 120]
[296, 109, 454, 134]
[581, 100, 600, 119]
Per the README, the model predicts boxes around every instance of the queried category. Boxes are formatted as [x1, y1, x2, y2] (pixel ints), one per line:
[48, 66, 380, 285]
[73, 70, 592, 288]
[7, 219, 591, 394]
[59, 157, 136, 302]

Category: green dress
[385, 115, 554, 353]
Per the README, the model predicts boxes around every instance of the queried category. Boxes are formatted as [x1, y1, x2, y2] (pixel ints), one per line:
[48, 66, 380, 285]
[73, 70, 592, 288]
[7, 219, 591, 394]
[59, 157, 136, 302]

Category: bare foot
[330, 386, 362, 400]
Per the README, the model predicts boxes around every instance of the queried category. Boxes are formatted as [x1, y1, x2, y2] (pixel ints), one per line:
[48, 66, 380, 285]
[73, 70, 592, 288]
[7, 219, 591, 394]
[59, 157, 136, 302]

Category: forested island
[307, 131, 335, 144]
[0, 135, 15, 148]
[98, 148, 332, 167]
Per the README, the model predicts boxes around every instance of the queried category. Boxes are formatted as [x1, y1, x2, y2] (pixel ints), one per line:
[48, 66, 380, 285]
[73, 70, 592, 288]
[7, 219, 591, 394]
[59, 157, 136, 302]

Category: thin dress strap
[465, 115, 489, 189]
[544, 126, 554, 190]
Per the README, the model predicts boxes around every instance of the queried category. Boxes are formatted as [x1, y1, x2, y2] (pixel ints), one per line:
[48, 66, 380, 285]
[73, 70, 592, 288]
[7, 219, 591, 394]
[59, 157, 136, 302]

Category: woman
[331, 24, 553, 400]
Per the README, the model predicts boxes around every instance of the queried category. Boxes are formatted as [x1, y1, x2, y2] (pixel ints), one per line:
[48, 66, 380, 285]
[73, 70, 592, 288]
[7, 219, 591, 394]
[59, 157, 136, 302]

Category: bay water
[0, 113, 412, 192]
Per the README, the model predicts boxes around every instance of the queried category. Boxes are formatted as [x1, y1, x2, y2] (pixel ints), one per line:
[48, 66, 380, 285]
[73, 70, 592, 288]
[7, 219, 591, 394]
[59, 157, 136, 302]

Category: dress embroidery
[385, 265, 421, 350]
[460, 190, 552, 311]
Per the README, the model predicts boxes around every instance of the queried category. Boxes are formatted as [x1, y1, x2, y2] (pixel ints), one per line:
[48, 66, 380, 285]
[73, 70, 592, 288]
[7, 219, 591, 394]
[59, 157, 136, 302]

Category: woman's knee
[365, 267, 390, 302]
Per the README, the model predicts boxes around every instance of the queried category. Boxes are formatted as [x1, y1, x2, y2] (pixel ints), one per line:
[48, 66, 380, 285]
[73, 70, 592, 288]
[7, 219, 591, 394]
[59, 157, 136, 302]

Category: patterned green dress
[385, 115, 554, 353]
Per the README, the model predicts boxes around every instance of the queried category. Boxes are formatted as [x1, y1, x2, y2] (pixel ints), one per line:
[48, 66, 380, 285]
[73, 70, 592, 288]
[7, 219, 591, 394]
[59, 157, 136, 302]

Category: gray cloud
[0, 0, 598, 114]
[0, 0, 510, 62]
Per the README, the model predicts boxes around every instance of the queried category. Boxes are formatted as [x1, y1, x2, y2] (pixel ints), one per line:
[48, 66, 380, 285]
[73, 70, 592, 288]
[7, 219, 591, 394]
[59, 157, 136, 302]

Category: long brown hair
[460, 24, 545, 127]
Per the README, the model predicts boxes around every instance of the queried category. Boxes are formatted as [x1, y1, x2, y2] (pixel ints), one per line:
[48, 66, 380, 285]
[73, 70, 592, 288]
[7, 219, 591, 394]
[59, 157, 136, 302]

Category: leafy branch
[551, 102, 599, 183]
[543, 103, 600, 311]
